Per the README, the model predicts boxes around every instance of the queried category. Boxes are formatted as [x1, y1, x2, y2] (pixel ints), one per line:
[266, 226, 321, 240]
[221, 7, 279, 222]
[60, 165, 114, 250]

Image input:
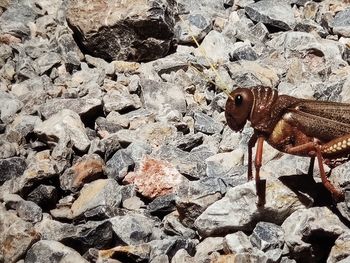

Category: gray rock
[295, 19, 328, 38]
[0, 90, 23, 123]
[27, 185, 59, 208]
[109, 213, 157, 245]
[245, 0, 296, 30]
[24, 240, 88, 263]
[16, 200, 43, 223]
[149, 238, 197, 261]
[176, 13, 212, 44]
[0, 157, 26, 183]
[95, 117, 122, 134]
[125, 141, 153, 167]
[148, 194, 176, 215]
[176, 177, 226, 227]
[66, 0, 176, 62]
[193, 112, 224, 135]
[140, 79, 187, 115]
[282, 207, 347, 262]
[0, 2, 38, 39]
[171, 133, 203, 151]
[34, 109, 90, 152]
[265, 248, 283, 263]
[35, 52, 61, 75]
[327, 231, 350, 263]
[88, 134, 121, 160]
[250, 222, 284, 252]
[194, 237, 224, 262]
[38, 98, 102, 120]
[205, 149, 244, 178]
[9, 115, 42, 137]
[105, 149, 134, 181]
[331, 7, 350, 38]
[194, 180, 311, 237]
[229, 42, 258, 61]
[71, 179, 122, 219]
[223, 231, 253, 254]
[163, 212, 196, 239]
[171, 249, 193, 263]
[122, 196, 144, 210]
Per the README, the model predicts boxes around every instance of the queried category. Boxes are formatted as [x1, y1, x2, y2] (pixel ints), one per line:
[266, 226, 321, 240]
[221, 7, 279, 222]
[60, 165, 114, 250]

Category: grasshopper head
[225, 88, 254, 132]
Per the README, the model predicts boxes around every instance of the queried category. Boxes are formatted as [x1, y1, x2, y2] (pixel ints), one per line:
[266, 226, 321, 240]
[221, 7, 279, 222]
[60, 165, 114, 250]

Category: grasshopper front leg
[248, 134, 266, 206]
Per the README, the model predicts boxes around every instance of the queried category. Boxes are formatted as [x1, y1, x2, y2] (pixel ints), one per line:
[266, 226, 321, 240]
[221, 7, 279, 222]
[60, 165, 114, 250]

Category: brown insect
[225, 86, 348, 206]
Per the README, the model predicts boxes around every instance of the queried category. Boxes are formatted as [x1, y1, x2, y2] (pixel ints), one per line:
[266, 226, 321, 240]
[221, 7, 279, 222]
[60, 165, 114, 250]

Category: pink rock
[123, 156, 184, 199]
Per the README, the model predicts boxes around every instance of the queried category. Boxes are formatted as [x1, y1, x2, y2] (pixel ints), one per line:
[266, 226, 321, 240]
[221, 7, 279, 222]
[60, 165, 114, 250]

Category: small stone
[245, 0, 296, 30]
[172, 133, 203, 151]
[171, 249, 194, 263]
[229, 42, 258, 61]
[223, 231, 253, 254]
[0, 90, 23, 123]
[103, 85, 141, 113]
[34, 109, 90, 152]
[24, 240, 88, 263]
[122, 196, 144, 210]
[105, 150, 134, 181]
[71, 179, 122, 219]
[331, 7, 350, 38]
[98, 244, 151, 262]
[123, 156, 185, 199]
[194, 112, 224, 135]
[250, 222, 284, 252]
[194, 237, 224, 262]
[9, 115, 42, 137]
[16, 200, 43, 223]
[60, 154, 105, 192]
[88, 134, 121, 160]
[35, 52, 61, 75]
[149, 238, 197, 261]
[106, 111, 130, 128]
[0, 157, 27, 183]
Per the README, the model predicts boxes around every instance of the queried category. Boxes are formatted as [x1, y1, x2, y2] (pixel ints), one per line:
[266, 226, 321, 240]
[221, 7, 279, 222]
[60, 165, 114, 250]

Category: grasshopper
[225, 86, 348, 206]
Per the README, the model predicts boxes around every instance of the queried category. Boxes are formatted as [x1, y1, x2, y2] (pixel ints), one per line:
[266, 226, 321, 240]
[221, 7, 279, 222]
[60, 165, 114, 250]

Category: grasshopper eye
[235, 94, 243, 106]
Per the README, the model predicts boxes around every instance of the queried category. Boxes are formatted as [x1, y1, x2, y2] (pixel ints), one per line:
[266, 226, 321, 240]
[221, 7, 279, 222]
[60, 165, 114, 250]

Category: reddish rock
[123, 156, 185, 199]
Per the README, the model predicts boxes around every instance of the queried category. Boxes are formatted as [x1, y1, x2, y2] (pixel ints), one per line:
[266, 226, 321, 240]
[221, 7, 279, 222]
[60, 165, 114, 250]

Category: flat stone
[9, 115, 42, 137]
[282, 207, 347, 262]
[176, 13, 212, 44]
[98, 244, 151, 262]
[223, 231, 253, 254]
[172, 133, 203, 151]
[194, 237, 224, 262]
[163, 212, 196, 239]
[60, 154, 105, 192]
[123, 156, 185, 199]
[331, 7, 350, 37]
[24, 240, 88, 263]
[229, 42, 258, 61]
[0, 157, 26, 183]
[71, 179, 122, 219]
[27, 185, 59, 208]
[0, 90, 23, 123]
[66, 0, 176, 62]
[171, 249, 194, 263]
[194, 180, 311, 237]
[88, 134, 121, 160]
[245, 0, 296, 30]
[194, 111, 224, 135]
[148, 194, 176, 215]
[34, 109, 90, 152]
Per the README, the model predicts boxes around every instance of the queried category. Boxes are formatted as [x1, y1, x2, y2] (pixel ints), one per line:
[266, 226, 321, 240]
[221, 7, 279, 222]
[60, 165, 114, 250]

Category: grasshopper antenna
[178, 15, 233, 99]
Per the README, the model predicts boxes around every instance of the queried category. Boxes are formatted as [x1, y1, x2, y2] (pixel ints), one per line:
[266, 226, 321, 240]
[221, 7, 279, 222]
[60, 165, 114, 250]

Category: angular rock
[98, 244, 151, 262]
[95, 117, 123, 134]
[60, 154, 105, 192]
[0, 90, 23, 123]
[282, 207, 347, 262]
[9, 115, 42, 137]
[194, 180, 312, 237]
[172, 133, 203, 151]
[0, 205, 40, 263]
[328, 231, 350, 263]
[34, 216, 76, 242]
[0, 157, 26, 183]
[163, 212, 196, 239]
[194, 237, 224, 262]
[250, 222, 284, 252]
[229, 42, 258, 62]
[176, 13, 212, 44]
[66, 0, 176, 62]
[34, 109, 90, 152]
[71, 179, 122, 219]
[0, 138, 18, 159]
[27, 185, 59, 208]
[103, 84, 141, 113]
[123, 156, 185, 199]
[105, 150, 134, 181]
[245, 0, 296, 30]
[140, 79, 187, 115]
[148, 194, 176, 215]
[109, 213, 157, 245]
[24, 240, 88, 263]
[88, 134, 121, 160]
[38, 98, 102, 120]
[176, 177, 227, 227]
[223, 231, 253, 254]
[331, 7, 350, 38]
[16, 200, 43, 223]
[193, 112, 224, 135]
[171, 249, 194, 263]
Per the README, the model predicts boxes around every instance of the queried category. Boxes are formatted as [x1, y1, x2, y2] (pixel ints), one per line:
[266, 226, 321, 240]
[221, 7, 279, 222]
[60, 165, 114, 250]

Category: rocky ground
[0, 0, 350, 262]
